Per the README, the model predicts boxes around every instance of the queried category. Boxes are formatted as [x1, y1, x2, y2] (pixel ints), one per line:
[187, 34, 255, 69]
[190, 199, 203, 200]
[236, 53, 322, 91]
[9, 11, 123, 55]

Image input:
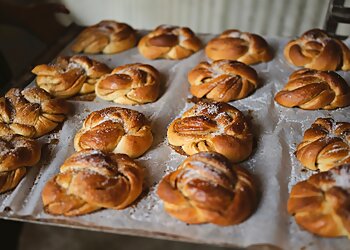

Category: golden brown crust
[167, 102, 253, 163]
[288, 164, 350, 238]
[32, 56, 111, 98]
[296, 118, 350, 172]
[284, 29, 350, 71]
[205, 29, 273, 64]
[138, 25, 202, 60]
[188, 60, 259, 102]
[0, 134, 41, 193]
[71, 20, 137, 54]
[95, 63, 161, 104]
[42, 149, 144, 216]
[157, 152, 258, 225]
[274, 68, 350, 110]
[74, 107, 153, 158]
[0, 88, 70, 138]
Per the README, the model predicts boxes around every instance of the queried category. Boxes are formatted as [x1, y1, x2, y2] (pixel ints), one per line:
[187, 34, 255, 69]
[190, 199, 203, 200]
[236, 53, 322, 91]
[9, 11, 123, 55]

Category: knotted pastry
[32, 56, 111, 99]
[0, 133, 41, 193]
[0, 88, 70, 138]
[284, 29, 350, 71]
[205, 29, 273, 64]
[188, 60, 259, 102]
[138, 25, 201, 60]
[296, 118, 350, 172]
[74, 107, 153, 158]
[288, 164, 350, 238]
[157, 152, 258, 225]
[95, 63, 161, 104]
[71, 20, 137, 54]
[167, 102, 253, 163]
[274, 69, 350, 110]
[42, 149, 144, 216]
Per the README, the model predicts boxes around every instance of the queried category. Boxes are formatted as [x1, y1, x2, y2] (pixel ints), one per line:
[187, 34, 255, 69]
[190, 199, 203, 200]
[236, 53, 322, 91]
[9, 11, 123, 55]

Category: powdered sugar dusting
[206, 104, 219, 115]
[211, 124, 225, 136]
[193, 102, 219, 115]
[315, 37, 331, 44]
[0, 140, 10, 158]
[210, 61, 226, 76]
[178, 33, 187, 43]
[67, 61, 82, 70]
[56, 60, 83, 74]
[227, 31, 241, 38]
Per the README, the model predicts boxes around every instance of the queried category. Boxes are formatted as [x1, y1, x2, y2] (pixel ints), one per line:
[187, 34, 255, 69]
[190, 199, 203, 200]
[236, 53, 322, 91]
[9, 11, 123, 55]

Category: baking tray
[1, 27, 350, 250]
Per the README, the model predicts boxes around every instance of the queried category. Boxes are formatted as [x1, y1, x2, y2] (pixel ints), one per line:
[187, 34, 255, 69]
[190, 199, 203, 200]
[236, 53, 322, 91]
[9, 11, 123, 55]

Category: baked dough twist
[32, 56, 111, 98]
[188, 60, 259, 102]
[0, 88, 70, 138]
[0, 133, 41, 193]
[74, 107, 153, 158]
[138, 25, 201, 60]
[205, 29, 273, 64]
[284, 29, 350, 71]
[71, 20, 137, 54]
[167, 102, 253, 163]
[95, 63, 161, 104]
[274, 68, 350, 110]
[296, 118, 350, 172]
[157, 152, 258, 225]
[288, 164, 350, 238]
[42, 149, 144, 216]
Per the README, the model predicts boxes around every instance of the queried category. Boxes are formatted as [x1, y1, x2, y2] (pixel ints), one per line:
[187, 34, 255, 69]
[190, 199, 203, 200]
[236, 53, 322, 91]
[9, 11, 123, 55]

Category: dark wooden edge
[8, 23, 83, 91]
[0, 213, 282, 249]
[0, 213, 247, 249]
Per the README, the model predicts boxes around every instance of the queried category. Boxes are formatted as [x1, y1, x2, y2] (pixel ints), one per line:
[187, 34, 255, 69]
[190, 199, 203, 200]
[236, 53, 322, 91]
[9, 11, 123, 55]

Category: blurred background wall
[59, 0, 329, 36]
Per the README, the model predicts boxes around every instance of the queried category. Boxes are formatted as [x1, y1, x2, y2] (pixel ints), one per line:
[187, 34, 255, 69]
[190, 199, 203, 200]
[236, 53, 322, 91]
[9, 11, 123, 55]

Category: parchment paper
[1, 31, 349, 250]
